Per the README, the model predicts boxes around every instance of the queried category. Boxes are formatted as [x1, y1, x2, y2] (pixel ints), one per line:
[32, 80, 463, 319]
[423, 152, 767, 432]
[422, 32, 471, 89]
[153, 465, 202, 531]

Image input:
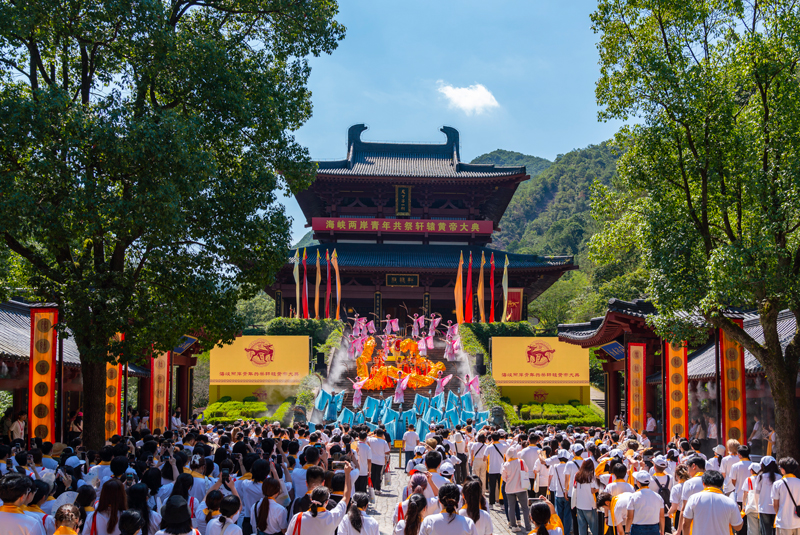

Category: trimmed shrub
[242, 396, 258, 402]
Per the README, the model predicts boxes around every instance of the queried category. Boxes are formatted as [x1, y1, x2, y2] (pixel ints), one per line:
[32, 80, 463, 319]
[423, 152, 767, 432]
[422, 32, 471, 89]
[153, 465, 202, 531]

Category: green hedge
[270, 400, 294, 427]
[295, 375, 320, 412]
[204, 401, 270, 422]
[510, 404, 603, 428]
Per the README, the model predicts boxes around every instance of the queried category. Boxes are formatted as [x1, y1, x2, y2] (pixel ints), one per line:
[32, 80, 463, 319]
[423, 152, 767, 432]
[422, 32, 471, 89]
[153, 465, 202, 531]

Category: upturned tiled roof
[315, 124, 526, 179]
[0, 300, 150, 377]
[683, 308, 796, 381]
[557, 298, 755, 342]
[289, 243, 574, 270]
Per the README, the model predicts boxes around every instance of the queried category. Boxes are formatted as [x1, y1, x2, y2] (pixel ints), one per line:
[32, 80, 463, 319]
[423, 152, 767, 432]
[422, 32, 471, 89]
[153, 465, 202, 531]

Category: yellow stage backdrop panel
[210, 336, 309, 385]
[492, 337, 590, 386]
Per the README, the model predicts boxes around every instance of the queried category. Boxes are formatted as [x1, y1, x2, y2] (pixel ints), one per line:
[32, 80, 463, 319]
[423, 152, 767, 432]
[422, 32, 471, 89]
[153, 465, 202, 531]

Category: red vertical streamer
[489, 253, 495, 323]
[465, 251, 473, 323]
[302, 248, 309, 319]
[325, 250, 331, 319]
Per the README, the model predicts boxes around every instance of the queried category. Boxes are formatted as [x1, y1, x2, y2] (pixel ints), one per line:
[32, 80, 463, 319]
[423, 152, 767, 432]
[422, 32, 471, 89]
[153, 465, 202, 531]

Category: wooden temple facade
[268, 125, 576, 325]
[558, 298, 798, 453]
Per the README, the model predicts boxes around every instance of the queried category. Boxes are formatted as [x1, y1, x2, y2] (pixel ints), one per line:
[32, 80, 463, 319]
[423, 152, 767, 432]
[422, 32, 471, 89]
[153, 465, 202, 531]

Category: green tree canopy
[0, 0, 344, 447]
[592, 0, 800, 457]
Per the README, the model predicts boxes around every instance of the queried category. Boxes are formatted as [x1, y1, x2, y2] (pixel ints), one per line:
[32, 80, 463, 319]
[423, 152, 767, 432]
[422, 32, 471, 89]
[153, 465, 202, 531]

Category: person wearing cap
[707, 444, 726, 472]
[771, 456, 800, 535]
[0, 473, 46, 535]
[741, 461, 762, 535]
[682, 470, 742, 535]
[648, 456, 672, 532]
[406, 445, 427, 475]
[729, 445, 753, 519]
[502, 447, 531, 533]
[553, 449, 576, 535]
[402, 425, 420, 467]
[624, 471, 664, 535]
[754, 456, 781, 535]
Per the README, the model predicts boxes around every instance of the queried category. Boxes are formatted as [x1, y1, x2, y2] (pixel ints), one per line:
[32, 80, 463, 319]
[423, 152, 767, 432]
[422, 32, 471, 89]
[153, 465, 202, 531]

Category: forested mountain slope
[471, 142, 647, 331]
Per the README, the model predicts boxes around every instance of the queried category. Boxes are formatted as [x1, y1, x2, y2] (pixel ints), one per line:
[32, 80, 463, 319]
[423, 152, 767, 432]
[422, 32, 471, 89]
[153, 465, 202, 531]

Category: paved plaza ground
[368, 454, 522, 535]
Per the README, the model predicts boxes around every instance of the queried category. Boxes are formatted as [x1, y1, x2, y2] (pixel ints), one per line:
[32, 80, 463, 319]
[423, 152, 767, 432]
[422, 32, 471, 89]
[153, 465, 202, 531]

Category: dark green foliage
[479, 143, 618, 256]
[470, 150, 552, 177]
[242, 396, 258, 402]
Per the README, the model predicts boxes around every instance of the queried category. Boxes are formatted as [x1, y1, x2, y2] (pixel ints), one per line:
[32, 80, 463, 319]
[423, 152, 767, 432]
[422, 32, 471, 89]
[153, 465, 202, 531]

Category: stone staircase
[326, 342, 467, 414]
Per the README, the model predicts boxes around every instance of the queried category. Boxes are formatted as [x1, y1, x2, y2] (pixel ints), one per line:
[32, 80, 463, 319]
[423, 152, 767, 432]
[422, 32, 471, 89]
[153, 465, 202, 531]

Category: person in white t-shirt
[469, 435, 488, 492]
[683, 470, 742, 535]
[402, 425, 420, 466]
[754, 456, 782, 535]
[366, 430, 390, 493]
[597, 491, 633, 534]
[353, 433, 372, 494]
[625, 471, 664, 535]
[0, 473, 46, 535]
[572, 457, 598, 535]
[530, 500, 563, 535]
[460, 480, 493, 535]
[772, 457, 800, 535]
[729, 445, 753, 507]
[419, 483, 476, 535]
[338, 492, 379, 535]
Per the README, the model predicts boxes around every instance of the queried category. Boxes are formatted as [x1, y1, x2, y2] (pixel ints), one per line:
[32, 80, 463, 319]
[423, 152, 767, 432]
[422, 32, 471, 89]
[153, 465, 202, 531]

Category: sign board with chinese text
[210, 335, 309, 385]
[311, 217, 493, 235]
[599, 341, 625, 361]
[386, 274, 419, 287]
[395, 185, 412, 216]
[491, 337, 590, 386]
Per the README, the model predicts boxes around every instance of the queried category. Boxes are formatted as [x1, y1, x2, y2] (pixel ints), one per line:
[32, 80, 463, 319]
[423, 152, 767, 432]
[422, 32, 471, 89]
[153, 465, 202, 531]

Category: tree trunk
[81, 358, 109, 450]
[772, 339, 800, 461]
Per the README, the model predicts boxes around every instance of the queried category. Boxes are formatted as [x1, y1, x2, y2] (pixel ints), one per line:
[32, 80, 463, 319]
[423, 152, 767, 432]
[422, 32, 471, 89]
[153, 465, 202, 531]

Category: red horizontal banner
[312, 217, 493, 235]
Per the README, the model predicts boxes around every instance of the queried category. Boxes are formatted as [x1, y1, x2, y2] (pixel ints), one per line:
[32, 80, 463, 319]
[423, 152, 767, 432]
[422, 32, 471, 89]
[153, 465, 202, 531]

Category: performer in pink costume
[428, 314, 442, 333]
[462, 374, 480, 395]
[434, 371, 453, 396]
[365, 320, 376, 334]
[382, 314, 399, 336]
[417, 331, 434, 356]
[410, 314, 425, 338]
[444, 336, 459, 361]
[445, 321, 458, 338]
[393, 372, 410, 404]
[347, 334, 357, 359]
[348, 376, 368, 407]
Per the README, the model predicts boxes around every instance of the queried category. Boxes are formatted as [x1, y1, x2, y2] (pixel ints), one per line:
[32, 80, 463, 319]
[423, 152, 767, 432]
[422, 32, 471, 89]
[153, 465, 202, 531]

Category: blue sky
[285, 0, 623, 243]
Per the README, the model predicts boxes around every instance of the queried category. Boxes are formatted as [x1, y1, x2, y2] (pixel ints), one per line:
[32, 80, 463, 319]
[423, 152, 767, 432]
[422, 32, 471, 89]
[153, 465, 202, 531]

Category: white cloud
[437, 81, 500, 115]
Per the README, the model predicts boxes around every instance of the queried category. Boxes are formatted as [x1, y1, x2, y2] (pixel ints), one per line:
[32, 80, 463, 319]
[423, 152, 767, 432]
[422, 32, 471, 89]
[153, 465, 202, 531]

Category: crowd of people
[0, 415, 798, 535]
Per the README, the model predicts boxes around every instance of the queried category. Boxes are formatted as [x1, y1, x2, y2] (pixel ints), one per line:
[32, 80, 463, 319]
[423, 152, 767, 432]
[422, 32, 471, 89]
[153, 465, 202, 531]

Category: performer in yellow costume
[357, 335, 445, 390]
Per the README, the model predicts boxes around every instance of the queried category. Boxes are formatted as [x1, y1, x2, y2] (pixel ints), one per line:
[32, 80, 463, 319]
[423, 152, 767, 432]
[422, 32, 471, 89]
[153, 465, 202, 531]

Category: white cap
[761, 456, 776, 467]
[572, 443, 585, 454]
[609, 449, 624, 459]
[653, 455, 667, 468]
[633, 471, 651, 485]
[65, 456, 85, 469]
[713, 444, 726, 456]
[751, 462, 762, 474]
[440, 462, 455, 476]
[410, 463, 427, 474]
[414, 445, 426, 455]
[557, 449, 570, 460]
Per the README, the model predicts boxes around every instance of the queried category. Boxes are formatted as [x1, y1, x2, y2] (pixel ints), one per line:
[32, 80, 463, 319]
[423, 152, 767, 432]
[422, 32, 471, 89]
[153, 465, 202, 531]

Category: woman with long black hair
[755, 456, 781, 535]
[459, 480, 493, 535]
[530, 501, 562, 535]
[250, 479, 286, 535]
[285, 463, 352, 535]
[127, 483, 161, 535]
[338, 492, 378, 535]
[206, 495, 243, 535]
[393, 494, 427, 535]
[419, 483, 476, 535]
[82, 479, 127, 535]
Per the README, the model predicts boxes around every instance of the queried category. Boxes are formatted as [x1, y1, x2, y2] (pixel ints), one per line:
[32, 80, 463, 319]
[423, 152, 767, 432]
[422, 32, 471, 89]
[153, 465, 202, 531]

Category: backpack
[653, 475, 671, 511]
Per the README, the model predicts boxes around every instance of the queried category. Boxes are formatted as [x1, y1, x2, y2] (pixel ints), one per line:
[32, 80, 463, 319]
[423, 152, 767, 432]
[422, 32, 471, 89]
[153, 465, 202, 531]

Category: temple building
[267, 125, 577, 325]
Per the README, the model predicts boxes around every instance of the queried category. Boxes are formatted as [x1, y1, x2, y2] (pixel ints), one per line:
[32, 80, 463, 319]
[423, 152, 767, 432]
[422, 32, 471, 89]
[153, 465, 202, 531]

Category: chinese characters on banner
[491, 337, 590, 386]
[627, 343, 646, 433]
[395, 185, 412, 216]
[311, 217, 493, 235]
[210, 336, 310, 385]
[150, 352, 170, 434]
[386, 274, 419, 287]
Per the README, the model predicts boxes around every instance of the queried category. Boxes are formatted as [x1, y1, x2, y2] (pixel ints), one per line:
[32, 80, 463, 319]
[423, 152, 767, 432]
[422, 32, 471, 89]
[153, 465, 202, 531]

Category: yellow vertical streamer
[454, 252, 464, 324]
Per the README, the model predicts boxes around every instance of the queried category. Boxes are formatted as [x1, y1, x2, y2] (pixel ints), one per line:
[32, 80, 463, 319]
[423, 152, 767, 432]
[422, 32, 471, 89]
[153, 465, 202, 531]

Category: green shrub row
[204, 400, 270, 419]
[508, 413, 604, 428]
[270, 399, 294, 427]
